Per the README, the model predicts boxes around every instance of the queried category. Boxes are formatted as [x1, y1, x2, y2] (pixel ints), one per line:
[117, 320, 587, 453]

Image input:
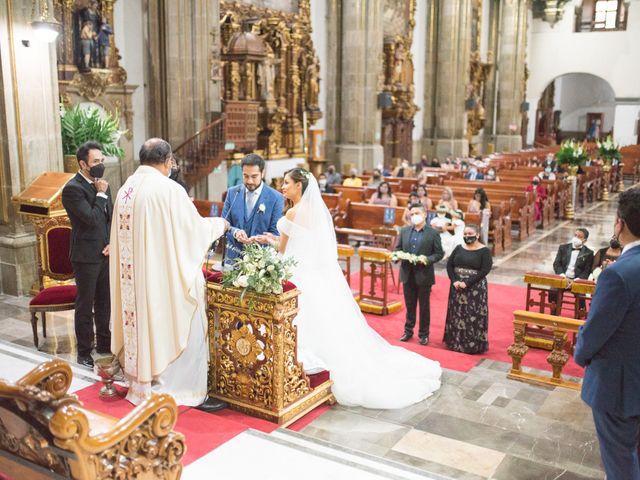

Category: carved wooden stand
[355, 247, 402, 316]
[207, 283, 334, 425]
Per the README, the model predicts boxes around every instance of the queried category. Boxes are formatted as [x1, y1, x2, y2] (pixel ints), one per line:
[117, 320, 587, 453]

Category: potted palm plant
[60, 105, 125, 173]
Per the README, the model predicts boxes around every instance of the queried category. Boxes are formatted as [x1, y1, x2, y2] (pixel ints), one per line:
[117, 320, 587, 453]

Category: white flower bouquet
[390, 251, 429, 265]
[222, 244, 297, 295]
[596, 135, 621, 162]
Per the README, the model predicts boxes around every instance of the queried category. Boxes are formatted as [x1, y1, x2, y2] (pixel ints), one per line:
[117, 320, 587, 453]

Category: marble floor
[1, 187, 630, 479]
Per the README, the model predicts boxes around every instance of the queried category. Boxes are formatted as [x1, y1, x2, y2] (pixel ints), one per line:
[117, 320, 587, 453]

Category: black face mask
[610, 238, 621, 249]
[169, 167, 180, 180]
[463, 235, 477, 245]
[88, 163, 105, 179]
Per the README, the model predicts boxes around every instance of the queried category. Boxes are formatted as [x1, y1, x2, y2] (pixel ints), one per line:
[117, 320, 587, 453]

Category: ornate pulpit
[207, 279, 334, 425]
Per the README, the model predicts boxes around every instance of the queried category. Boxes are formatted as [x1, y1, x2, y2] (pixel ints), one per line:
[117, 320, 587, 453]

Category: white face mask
[437, 212, 446, 218]
[319, 179, 327, 187]
[410, 214, 424, 226]
[571, 237, 583, 249]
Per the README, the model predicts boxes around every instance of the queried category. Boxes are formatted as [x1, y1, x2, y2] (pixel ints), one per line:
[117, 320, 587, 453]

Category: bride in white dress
[256, 168, 441, 409]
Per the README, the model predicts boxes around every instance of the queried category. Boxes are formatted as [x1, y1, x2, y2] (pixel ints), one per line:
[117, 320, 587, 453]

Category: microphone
[208, 187, 240, 271]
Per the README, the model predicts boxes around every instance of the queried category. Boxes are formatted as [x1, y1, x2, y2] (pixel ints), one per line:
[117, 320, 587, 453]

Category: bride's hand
[253, 232, 279, 246]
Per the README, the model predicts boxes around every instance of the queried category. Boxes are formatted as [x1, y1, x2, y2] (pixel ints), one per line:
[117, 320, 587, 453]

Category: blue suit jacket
[222, 183, 284, 264]
[574, 245, 640, 417]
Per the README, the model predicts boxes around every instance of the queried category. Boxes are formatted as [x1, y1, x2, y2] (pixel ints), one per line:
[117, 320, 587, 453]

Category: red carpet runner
[355, 272, 584, 378]
[75, 273, 583, 466]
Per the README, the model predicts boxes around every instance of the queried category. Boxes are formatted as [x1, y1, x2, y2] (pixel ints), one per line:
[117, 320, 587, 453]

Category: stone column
[495, 0, 528, 152]
[332, 0, 384, 173]
[0, 0, 63, 295]
[422, 0, 473, 159]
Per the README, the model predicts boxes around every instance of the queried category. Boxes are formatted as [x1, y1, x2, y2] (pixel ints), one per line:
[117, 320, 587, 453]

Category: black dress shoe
[77, 356, 94, 368]
[419, 336, 429, 346]
[196, 396, 228, 413]
[400, 333, 413, 342]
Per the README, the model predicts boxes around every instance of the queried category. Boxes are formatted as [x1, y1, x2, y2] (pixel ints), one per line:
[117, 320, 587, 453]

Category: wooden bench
[0, 359, 185, 480]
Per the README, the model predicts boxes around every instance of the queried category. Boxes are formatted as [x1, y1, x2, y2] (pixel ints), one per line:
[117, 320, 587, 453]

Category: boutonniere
[258, 203, 266, 214]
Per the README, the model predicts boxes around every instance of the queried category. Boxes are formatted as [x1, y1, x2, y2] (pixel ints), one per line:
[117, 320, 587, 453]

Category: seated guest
[437, 187, 459, 211]
[467, 188, 490, 214]
[343, 168, 363, 187]
[444, 209, 465, 257]
[544, 154, 557, 171]
[464, 166, 484, 181]
[318, 173, 332, 193]
[444, 224, 492, 354]
[550, 228, 594, 312]
[430, 157, 441, 168]
[393, 160, 414, 178]
[368, 169, 383, 187]
[369, 181, 398, 207]
[431, 205, 454, 257]
[526, 176, 547, 224]
[415, 184, 433, 210]
[539, 167, 556, 180]
[590, 236, 622, 281]
[485, 167, 499, 181]
[420, 154, 429, 168]
[416, 167, 431, 185]
[403, 192, 421, 225]
[325, 165, 342, 187]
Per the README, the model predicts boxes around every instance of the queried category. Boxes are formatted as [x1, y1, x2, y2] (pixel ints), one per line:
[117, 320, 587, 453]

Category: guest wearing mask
[368, 181, 398, 207]
[444, 224, 492, 354]
[325, 165, 342, 187]
[395, 203, 444, 345]
[420, 155, 429, 168]
[318, 173, 332, 193]
[526, 176, 547, 224]
[403, 192, 421, 225]
[368, 169, 383, 187]
[393, 160, 414, 178]
[485, 168, 499, 181]
[539, 167, 556, 181]
[437, 187, 459, 211]
[467, 188, 490, 214]
[430, 157, 441, 168]
[550, 228, 594, 312]
[431, 205, 454, 258]
[343, 168, 363, 187]
[590, 236, 623, 281]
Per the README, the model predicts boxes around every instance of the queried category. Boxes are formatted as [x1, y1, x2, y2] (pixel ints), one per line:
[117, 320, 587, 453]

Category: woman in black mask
[444, 224, 493, 354]
[592, 236, 623, 273]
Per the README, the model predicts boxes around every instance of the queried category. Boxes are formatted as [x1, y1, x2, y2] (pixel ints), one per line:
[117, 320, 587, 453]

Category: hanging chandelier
[31, 0, 61, 43]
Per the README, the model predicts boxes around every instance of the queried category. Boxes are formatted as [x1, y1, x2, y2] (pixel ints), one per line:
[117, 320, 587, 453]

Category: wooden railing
[507, 310, 584, 390]
[173, 115, 227, 190]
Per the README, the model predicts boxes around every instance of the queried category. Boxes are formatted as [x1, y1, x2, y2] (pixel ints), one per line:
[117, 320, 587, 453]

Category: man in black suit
[395, 203, 444, 345]
[549, 228, 594, 313]
[61, 141, 112, 368]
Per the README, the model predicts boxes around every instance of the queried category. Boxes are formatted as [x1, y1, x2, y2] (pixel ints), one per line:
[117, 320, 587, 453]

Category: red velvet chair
[28, 225, 76, 348]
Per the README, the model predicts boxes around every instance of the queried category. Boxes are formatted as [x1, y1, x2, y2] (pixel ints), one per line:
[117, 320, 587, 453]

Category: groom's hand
[234, 229, 250, 244]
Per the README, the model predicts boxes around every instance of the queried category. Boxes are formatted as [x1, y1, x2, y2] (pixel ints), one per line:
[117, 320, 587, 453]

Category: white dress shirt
[80, 171, 108, 199]
[245, 181, 264, 216]
[565, 248, 581, 279]
[622, 239, 640, 255]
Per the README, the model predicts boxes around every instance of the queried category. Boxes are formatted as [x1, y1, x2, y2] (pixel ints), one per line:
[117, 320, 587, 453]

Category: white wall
[310, 0, 327, 133]
[411, 0, 427, 142]
[526, 0, 640, 145]
[556, 73, 615, 132]
[114, 0, 146, 158]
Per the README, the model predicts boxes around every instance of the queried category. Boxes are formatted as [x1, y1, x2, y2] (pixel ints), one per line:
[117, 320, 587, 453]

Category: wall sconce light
[31, 0, 61, 43]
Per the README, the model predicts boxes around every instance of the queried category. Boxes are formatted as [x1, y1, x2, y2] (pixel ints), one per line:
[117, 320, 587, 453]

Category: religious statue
[305, 56, 320, 110]
[96, 23, 112, 69]
[258, 49, 278, 101]
[392, 44, 404, 84]
[77, 0, 102, 71]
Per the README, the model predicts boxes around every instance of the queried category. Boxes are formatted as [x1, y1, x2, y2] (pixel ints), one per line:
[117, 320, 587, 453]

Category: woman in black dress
[444, 224, 493, 354]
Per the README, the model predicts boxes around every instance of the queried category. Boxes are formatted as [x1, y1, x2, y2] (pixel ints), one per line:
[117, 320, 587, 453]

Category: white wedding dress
[277, 177, 441, 409]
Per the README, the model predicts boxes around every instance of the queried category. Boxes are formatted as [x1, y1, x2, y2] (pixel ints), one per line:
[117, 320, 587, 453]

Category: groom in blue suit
[222, 153, 284, 266]
[574, 187, 640, 480]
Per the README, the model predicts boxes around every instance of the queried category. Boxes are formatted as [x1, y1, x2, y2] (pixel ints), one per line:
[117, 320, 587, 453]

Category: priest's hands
[221, 219, 230, 232]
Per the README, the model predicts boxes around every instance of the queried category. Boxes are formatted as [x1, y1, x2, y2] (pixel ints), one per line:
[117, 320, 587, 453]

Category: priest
[110, 138, 229, 410]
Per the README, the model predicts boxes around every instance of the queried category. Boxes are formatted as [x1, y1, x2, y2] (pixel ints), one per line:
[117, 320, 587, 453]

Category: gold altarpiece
[207, 283, 334, 425]
[53, 0, 136, 190]
[381, 0, 418, 166]
[219, 0, 322, 161]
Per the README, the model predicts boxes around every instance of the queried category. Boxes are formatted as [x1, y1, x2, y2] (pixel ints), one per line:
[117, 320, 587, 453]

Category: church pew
[0, 359, 185, 480]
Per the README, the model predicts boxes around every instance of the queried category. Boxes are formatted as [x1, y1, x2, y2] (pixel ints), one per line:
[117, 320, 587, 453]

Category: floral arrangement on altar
[555, 139, 589, 166]
[390, 251, 429, 265]
[596, 135, 621, 162]
[222, 244, 297, 296]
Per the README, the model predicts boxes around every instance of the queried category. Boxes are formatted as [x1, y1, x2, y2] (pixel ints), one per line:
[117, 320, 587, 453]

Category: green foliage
[60, 105, 125, 158]
[222, 244, 297, 296]
[596, 135, 621, 161]
[555, 139, 589, 166]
